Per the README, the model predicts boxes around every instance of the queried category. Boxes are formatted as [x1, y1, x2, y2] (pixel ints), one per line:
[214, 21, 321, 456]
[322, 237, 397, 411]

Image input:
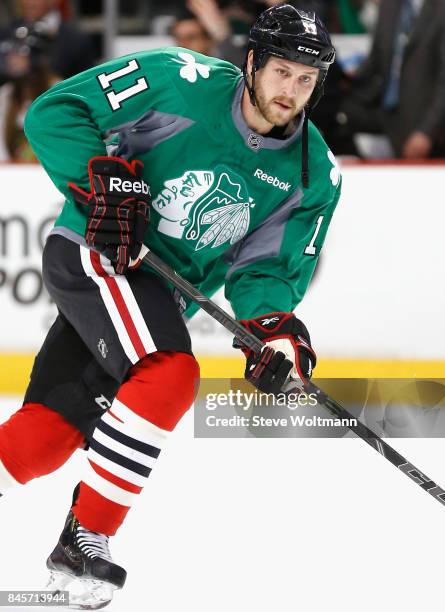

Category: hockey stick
[137, 245, 445, 507]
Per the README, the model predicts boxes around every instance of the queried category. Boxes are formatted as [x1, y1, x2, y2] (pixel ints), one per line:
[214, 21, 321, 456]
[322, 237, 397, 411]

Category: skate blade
[46, 570, 118, 610]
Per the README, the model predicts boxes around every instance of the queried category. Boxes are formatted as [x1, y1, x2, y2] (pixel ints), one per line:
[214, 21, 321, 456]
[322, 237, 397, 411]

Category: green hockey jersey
[24, 47, 341, 320]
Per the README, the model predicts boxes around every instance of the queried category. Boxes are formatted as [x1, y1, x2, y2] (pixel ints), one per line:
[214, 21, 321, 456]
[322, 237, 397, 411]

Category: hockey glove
[68, 156, 150, 274]
[234, 312, 316, 394]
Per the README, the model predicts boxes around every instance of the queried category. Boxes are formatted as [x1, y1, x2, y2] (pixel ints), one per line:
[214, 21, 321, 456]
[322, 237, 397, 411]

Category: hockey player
[0, 5, 340, 608]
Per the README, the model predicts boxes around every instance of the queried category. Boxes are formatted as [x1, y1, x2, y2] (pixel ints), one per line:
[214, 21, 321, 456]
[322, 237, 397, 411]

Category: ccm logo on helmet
[109, 177, 150, 194]
[297, 45, 320, 56]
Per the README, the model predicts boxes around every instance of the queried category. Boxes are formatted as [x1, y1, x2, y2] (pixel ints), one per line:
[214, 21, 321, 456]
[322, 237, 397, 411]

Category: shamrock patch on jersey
[173, 51, 211, 83]
[152, 165, 255, 251]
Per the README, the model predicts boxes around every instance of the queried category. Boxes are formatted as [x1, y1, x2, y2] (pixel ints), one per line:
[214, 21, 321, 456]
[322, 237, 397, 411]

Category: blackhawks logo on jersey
[152, 165, 255, 251]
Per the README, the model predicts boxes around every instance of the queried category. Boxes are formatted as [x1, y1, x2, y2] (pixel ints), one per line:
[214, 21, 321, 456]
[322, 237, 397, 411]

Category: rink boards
[0, 162, 444, 392]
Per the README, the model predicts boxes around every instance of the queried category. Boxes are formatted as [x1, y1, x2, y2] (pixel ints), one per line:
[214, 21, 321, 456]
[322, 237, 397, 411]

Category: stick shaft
[141, 247, 445, 507]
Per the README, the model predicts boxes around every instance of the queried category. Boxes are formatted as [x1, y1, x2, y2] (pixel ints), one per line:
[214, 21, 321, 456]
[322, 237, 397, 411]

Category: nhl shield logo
[247, 133, 262, 150]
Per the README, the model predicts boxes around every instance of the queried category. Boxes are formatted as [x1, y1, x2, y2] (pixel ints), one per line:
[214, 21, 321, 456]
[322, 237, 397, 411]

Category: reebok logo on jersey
[109, 177, 150, 195]
[254, 169, 291, 192]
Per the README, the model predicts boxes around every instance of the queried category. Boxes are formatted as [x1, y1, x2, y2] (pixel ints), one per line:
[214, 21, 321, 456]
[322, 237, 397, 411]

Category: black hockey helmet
[244, 4, 335, 108]
[243, 5, 336, 187]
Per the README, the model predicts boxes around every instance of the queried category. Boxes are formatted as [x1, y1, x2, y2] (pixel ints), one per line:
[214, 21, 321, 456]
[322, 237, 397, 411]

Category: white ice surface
[1, 396, 445, 612]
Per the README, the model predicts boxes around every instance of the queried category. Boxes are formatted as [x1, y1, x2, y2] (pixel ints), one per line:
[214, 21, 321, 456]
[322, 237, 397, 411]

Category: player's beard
[254, 81, 303, 127]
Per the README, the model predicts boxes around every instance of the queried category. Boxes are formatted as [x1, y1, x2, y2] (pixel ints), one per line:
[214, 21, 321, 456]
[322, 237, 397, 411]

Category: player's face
[254, 56, 319, 126]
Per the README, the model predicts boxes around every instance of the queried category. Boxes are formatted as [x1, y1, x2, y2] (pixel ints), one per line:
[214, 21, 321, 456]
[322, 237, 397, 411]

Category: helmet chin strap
[243, 61, 258, 107]
[249, 68, 257, 106]
[301, 76, 325, 190]
[301, 110, 310, 188]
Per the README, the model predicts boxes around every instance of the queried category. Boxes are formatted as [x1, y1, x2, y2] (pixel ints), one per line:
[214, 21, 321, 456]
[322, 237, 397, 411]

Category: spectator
[335, 0, 445, 158]
[170, 8, 216, 56]
[185, 0, 249, 66]
[0, 0, 96, 85]
[336, 0, 380, 33]
[0, 25, 57, 161]
[356, 0, 381, 33]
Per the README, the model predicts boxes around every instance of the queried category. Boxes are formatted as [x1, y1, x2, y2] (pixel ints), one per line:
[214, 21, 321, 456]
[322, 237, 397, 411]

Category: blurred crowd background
[1, 0, 444, 164]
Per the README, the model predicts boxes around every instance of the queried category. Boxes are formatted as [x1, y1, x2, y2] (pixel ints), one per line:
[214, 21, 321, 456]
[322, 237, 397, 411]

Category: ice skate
[46, 499, 126, 610]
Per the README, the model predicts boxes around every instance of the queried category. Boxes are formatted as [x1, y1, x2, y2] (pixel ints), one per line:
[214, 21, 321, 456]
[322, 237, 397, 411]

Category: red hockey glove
[68, 156, 150, 274]
[234, 312, 317, 394]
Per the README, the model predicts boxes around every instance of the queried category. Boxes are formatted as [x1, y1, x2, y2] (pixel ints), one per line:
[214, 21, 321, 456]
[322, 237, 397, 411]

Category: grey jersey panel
[50, 226, 89, 247]
[224, 187, 304, 279]
[105, 109, 195, 159]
